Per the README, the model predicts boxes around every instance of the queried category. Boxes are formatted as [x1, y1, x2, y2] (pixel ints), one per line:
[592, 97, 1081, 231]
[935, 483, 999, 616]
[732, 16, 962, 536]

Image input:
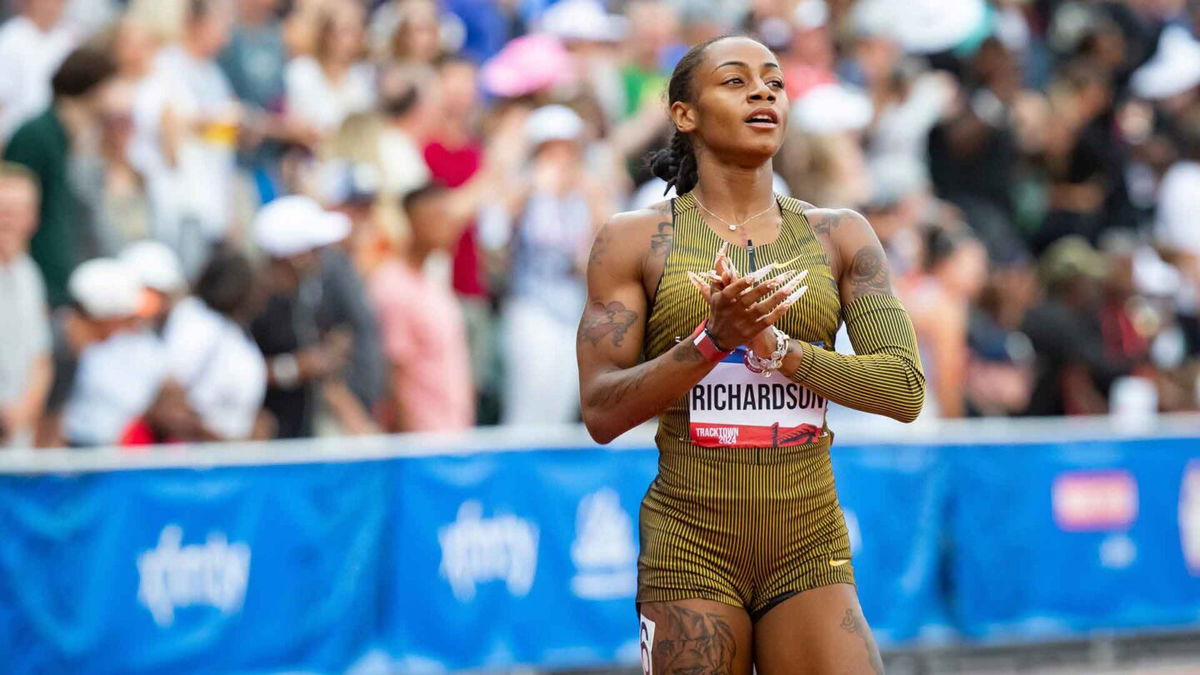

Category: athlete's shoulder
[798, 205, 874, 240]
[587, 201, 673, 278]
[604, 199, 673, 233]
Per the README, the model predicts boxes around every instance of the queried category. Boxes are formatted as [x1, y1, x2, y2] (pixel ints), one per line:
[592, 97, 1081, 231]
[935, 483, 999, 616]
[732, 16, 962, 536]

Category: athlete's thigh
[639, 599, 753, 675]
[752, 584, 883, 675]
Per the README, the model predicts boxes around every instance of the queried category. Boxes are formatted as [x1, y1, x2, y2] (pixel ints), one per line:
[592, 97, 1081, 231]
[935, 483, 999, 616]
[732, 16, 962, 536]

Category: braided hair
[645, 36, 731, 196]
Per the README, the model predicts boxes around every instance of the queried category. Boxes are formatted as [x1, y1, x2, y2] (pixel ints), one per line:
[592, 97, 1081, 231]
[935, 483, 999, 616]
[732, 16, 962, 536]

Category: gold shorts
[637, 435, 855, 620]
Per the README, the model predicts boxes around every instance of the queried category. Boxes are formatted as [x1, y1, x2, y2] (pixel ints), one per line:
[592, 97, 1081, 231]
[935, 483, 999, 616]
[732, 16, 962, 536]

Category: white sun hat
[1131, 25, 1200, 101]
[68, 258, 145, 320]
[119, 240, 187, 295]
[253, 195, 351, 259]
[526, 104, 586, 147]
[792, 83, 875, 134]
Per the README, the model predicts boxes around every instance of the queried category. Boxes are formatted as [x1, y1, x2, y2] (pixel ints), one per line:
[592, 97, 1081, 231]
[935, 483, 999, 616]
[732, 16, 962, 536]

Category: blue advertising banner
[387, 448, 658, 672]
[831, 442, 948, 645]
[0, 462, 388, 674]
[0, 428, 1197, 673]
[950, 437, 1200, 640]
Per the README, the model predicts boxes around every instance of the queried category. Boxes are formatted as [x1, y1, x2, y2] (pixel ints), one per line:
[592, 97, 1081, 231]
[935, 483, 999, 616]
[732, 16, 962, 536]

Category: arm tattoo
[586, 364, 650, 408]
[846, 245, 892, 303]
[672, 340, 704, 363]
[653, 605, 738, 674]
[839, 608, 885, 675]
[649, 219, 675, 261]
[807, 211, 841, 238]
[588, 225, 613, 266]
[579, 300, 638, 348]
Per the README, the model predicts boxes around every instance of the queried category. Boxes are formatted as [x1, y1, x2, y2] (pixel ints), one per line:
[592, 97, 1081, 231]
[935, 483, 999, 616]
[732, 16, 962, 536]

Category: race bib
[688, 347, 827, 448]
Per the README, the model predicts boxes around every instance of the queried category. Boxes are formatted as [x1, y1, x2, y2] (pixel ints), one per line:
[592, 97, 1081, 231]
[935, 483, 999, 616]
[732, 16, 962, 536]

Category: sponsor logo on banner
[1099, 533, 1137, 569]
[1052, 470, 1138, 532]
[688, 349, 826, 448]
[571, 488, 637, 600]
[137, 525, 251, 627]
[1181, 460, 1200, 575]
[438, 501, 539, 601]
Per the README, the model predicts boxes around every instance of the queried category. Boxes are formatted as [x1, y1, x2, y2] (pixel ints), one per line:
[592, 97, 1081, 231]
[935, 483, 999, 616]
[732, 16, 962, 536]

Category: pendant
[729, 224, 737, 231]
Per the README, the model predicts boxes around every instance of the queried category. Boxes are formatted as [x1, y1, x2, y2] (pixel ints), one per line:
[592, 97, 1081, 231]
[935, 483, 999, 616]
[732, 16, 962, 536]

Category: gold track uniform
[637, 193, 925, 619]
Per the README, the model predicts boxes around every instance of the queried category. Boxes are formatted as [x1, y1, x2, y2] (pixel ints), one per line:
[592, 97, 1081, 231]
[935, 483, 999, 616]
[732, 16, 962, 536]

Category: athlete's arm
[577, 210, 782, 444]
[779, 209, 926, 423]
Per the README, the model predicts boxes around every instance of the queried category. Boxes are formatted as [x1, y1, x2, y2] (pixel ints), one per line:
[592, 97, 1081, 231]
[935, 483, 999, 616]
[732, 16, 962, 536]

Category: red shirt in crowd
[423, 140, 488, 299]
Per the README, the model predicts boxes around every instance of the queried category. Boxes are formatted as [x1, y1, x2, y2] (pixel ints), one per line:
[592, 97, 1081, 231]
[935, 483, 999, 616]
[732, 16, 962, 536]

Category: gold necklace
[692, 195, 778, 232]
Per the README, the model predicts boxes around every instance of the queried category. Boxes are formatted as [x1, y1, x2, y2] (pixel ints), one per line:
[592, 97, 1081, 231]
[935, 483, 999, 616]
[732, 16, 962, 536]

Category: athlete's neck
[690, 158, 776, 224]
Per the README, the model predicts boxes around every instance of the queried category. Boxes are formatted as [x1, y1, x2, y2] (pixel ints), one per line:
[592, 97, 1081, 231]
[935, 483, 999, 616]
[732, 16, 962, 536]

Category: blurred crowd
[2, 0, 1199, 448]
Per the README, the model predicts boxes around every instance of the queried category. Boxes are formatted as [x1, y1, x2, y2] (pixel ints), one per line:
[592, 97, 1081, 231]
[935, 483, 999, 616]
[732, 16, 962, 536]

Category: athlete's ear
[670, 100, 697, 134]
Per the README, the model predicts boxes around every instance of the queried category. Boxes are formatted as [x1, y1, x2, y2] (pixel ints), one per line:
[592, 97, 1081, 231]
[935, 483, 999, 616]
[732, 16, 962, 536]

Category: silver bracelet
[744, 328, 790, 377]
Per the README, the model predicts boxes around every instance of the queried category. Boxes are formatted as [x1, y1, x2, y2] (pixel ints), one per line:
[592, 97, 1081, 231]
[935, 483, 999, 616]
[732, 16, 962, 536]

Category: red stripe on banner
[690, 423, 822, 448]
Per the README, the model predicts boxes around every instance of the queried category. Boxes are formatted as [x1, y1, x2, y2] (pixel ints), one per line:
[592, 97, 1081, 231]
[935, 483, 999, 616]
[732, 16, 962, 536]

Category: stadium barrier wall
[0, 417, 1197, 673]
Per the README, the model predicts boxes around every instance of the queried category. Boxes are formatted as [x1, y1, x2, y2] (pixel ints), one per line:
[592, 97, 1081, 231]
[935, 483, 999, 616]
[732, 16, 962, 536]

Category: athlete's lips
[745, 108, 779, 127]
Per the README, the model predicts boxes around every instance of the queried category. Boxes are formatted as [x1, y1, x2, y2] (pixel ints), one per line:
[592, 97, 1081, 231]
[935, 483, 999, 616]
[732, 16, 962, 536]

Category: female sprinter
[577, 36, 925, 674]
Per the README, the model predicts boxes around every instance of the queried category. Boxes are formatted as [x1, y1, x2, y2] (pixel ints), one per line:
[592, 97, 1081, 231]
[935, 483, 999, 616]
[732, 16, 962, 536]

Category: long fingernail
[784, 286, 808, 305]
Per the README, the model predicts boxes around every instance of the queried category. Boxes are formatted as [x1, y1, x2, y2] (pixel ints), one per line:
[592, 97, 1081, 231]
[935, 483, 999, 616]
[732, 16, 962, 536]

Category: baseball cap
[792, 83, 874, 134]
[1131, 25, 1200, 101]
[526, 104, 585, 147]
[481, 34, 575, 98]
[1039, 235, 1109, 285]
[68, 258, 147, 320]
[540, 0, 627, 43]
[253, 195, 351, 259]
[119, 240, 187, 295]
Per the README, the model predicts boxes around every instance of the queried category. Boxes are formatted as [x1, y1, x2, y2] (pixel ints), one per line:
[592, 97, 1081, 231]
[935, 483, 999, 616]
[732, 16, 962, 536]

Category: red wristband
[690, 321, 733, 363]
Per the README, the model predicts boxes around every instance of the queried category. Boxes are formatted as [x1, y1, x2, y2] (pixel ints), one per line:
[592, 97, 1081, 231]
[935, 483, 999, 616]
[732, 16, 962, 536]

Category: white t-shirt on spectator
[284, 56, 376, 133]
[163, 297, 267, 440]
[1155, 160, 1200, 256]
[0, 254, 50, 407]
[63, 330, 168, 447]
[131, 46, 238, 252]
[0, 16, 76, 141]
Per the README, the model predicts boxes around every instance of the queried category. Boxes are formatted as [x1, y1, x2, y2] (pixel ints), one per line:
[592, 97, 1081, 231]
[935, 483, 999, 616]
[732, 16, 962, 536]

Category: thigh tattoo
[839, 607, 884, 675]
[650, 605, 737, 674]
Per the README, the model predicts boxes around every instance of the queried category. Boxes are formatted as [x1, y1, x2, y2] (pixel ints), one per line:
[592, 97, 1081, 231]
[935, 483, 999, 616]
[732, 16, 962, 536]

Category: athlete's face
[672, 38, 789, 164]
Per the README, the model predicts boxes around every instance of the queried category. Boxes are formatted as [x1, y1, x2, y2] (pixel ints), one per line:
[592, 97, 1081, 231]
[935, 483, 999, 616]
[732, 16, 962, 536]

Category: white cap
[526, 104, 585, 147]
[253, 195, 351, 259]
[119, 240, 187, 295]
[1131, 25, 1200, 101]
[69, 258, 145, 320]
[792, 83, 874, 134]
[540, 0, 627, 43]
[793, 0, 829, 31]
[854, 0, 987, 53]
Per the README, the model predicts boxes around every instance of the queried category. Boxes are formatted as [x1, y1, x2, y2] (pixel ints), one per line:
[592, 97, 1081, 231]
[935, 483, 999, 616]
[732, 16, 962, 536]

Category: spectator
[58, 258, 168, 447]
[163, 245, 268, 441]
[618, 1, 679, 118]
[382, 0, 445, 67]
[0, 0, 78, 142]
[0, 164, 53, 447]
[132, 0, 239, 272]
[899, 225, 989, 419]
[3, 45, 119, 307]
[369, 183, 474, 433]
[119, 239, 189, 330]
[497, 105, 611, 426]
[250, 195, 362, 438]
[315, 238, 388, 427]
[1023, 236, 1135, 416]
[285, 1, 375, 136]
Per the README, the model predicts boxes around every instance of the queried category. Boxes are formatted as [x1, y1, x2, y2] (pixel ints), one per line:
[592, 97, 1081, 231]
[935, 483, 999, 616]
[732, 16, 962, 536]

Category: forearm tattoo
[839, 608, 884, 675]
[654, 605, 738, 674]
[579, 300, 639, 348]
[586, 364, 651, 408]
